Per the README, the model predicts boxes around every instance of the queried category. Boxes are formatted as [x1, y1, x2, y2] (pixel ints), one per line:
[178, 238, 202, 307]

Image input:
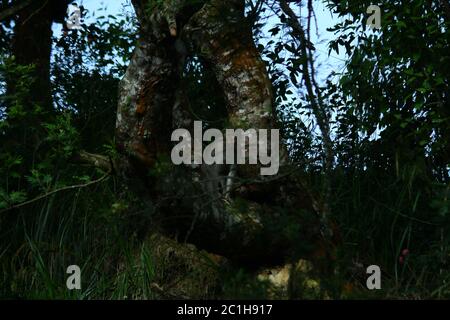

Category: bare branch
[73, 150, 116, 174]
[0, 170, 112, 214]
[278, 0, 334, 239]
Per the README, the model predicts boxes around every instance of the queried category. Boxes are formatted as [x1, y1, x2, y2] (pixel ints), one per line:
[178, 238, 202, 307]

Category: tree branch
[73, 150, 117, 174]
[0, 170, 112, 214]
[0, 0, 33, 22]
[278, 0, 334, 239]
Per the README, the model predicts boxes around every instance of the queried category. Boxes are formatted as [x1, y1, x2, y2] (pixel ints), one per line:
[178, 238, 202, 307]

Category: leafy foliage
[0, 0, 449, 299]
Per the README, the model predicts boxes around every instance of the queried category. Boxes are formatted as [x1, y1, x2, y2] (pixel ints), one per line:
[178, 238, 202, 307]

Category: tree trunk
[10, 0, 53, 109]
[116, 0, 322, 264]
[6, 0, 72, 110]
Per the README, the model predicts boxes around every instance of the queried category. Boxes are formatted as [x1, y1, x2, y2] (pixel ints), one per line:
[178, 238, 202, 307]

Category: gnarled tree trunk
[116, 0, 323, 264]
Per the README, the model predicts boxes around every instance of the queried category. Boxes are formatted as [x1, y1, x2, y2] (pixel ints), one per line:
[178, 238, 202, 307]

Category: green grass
[1, 166, 449, 300]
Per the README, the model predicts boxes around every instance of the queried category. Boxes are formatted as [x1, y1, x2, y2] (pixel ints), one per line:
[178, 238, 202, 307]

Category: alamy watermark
[366, 265, 381, 290]
[367, 5, 381, 30]
[171, 121, 280, 176]
[66, 265, 81, 290]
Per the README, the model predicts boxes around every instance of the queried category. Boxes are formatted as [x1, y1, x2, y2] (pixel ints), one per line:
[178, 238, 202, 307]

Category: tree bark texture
[7, 0, 71, 110]
[116, 0, 322, 264]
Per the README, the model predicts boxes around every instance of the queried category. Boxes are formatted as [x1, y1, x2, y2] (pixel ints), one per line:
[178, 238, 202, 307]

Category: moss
[145, 233, 225, 299]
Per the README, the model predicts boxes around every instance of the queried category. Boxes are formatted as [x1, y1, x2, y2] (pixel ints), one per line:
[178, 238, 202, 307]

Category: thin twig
[21, 0, 49, 26]
[0, 170, 112, 214]
[278, 0, 334, 239]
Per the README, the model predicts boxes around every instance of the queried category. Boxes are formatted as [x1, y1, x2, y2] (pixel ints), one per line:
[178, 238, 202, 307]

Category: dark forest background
[0, 0, 449, 299]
